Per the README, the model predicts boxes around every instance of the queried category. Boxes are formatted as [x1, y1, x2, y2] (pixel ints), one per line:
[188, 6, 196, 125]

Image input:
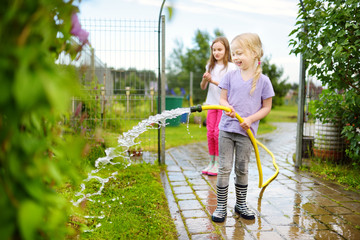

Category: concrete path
[161, 122, 360, 239]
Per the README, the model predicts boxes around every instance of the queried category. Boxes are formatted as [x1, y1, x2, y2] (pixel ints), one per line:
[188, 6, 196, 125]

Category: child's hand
[240, 117, 252, 131]
[202, 72, 212, 83]
[225, 106, 236, 118]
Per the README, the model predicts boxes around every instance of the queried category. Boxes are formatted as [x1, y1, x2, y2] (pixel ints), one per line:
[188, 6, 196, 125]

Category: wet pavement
[160, 122, 360, 239]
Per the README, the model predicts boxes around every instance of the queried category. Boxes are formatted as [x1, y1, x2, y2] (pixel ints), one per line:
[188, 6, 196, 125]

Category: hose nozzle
[190, 105, 203, 113]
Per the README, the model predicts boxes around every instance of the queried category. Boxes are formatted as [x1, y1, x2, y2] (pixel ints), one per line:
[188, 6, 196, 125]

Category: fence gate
[61, 18, 162, 163]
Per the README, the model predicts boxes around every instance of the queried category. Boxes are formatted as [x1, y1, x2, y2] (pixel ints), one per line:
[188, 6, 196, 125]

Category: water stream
[71, 107, 191, 231]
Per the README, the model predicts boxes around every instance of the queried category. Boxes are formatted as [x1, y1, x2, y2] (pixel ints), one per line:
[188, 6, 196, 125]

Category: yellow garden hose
[191, 105, 279, 188]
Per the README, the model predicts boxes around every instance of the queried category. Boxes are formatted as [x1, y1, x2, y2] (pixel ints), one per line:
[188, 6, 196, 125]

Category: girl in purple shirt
[211, 33, 275, 223]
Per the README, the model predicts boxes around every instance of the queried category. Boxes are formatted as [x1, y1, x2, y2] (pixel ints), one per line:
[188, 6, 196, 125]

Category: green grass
[266, 104, 298, 123]
[60, 135, 178, 239]
[164, 123, 207, 149]
[300, 158, 360, 191]
[63, 162, 178, 240]
[258, 104, 297, 135]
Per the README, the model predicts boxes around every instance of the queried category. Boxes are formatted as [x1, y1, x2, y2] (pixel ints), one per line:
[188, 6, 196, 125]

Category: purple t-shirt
[218, 70, 275, 137]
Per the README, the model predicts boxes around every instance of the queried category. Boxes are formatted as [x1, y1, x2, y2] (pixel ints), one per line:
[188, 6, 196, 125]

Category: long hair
[231, 33, 263, 95]
[207, 36, 232, 73]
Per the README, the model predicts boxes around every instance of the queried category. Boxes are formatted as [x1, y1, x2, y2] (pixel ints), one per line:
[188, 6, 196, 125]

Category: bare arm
[200, 72, 219, 90]
[200, 74, 208, 90]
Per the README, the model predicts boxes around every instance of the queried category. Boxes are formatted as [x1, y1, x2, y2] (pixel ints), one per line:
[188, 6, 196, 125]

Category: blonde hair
[231, 33, 263, 95]
[207, 36, 232, 73]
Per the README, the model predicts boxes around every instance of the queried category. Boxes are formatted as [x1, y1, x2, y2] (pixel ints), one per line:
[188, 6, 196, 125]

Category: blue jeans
[217, 130, 253, 187]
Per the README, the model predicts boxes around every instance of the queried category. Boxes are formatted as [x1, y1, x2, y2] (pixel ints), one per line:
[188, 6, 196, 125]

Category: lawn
[62, 157, 178, 239]
[266, 104, 298, 123]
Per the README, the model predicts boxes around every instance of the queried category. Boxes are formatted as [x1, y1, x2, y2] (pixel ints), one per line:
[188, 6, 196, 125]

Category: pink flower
[71, 13, 89, 44]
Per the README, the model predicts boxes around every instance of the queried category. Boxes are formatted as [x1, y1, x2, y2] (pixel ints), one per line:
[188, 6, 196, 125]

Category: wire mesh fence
[59, 19, 161, 160]
[302, 78, 347, 161]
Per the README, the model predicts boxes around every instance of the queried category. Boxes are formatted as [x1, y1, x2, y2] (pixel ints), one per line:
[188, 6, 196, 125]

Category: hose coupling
[190, 105, 203, 113]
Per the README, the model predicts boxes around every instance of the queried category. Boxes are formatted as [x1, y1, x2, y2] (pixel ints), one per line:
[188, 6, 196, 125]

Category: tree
[261, 56, 291, 107]
[167, 29, 223, 104]
[289, 0, 360, 163]
[167, 30, 291, 106]
[114, 68, 156, 95]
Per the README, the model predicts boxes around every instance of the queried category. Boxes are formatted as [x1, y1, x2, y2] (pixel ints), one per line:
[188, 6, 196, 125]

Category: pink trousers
[206, 109, 222, 156]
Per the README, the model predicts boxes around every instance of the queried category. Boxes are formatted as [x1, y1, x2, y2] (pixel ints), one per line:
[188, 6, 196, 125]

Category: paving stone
[340, 201, 360, 214]
[293, 215, 329, 230]
[301, 190, 323, 199]
[192, 184, 211, 191]
[309, 229, 344, 239]
[168, 172, 186, 182]
[340, 214, 360, 226]
[313, 186, 348, 197]
[309, 195, 340, 207]
[178, 200, 203, 211]
[171, 181, 188, 186]
[182, 209, 208, 218]
[222, 226, 254, 240]
[329, 223, 360, 239]
[313, 214, 345, 226]
[239, 216, 273, 231]
[173, 185, 193, 195]
[257, 201, 287, 217]
[301, 202, 331, 215]
[177, 193, 196, 200]
[163, 122, 360, 239]
[160, 171, 189, 240]
[249, 231, 284, 240]
[188, 178, 208, 185]
[342, 190, 360, 201]
[276, 225, 321, 240]
[185, 218, 215, 234]
[263, 214, 295, 226]
[191, 233, 221, 240]
[181, 165, 196, 171]
[167, 165, 182, 172]
[195, 190, 216, 200]
[324, 206, 354, 215]
[183, 170, 201, 178]
[222, 216, 238, 227]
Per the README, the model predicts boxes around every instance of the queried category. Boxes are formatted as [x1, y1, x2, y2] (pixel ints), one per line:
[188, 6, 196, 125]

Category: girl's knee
[218, 166, 232, 175]
[234, 167, 248, 176]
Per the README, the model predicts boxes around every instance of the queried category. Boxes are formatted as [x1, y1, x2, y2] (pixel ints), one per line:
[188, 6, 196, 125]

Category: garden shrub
[0, 0, 90, 239]
[290, 0, 360, 164]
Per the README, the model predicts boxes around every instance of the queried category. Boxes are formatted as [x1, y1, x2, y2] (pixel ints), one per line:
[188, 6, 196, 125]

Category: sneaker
[202, 161, 214, 174]
[207, 161, 218, 176]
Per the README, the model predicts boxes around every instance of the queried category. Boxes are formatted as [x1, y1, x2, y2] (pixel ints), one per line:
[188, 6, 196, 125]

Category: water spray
[190, 104, 279, 188]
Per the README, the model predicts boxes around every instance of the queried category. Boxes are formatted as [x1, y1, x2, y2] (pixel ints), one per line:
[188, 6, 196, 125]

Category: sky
[78, 0, 301, 84]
